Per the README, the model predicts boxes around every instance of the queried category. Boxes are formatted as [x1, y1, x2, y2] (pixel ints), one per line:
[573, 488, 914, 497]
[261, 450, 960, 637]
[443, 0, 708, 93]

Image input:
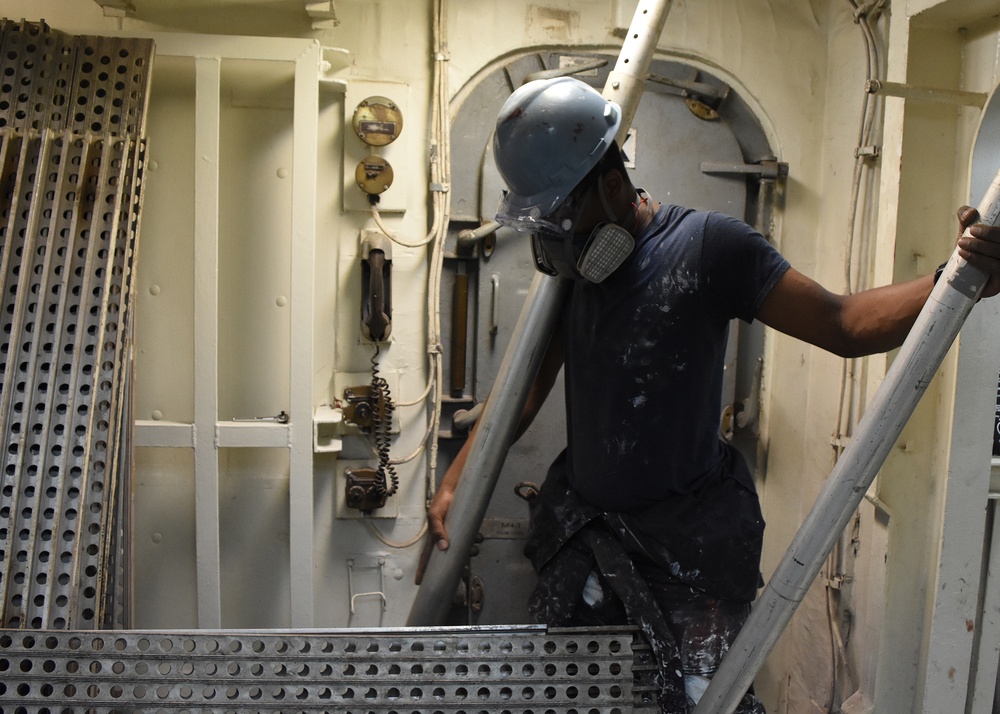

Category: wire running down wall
[0, 20, 153, 630]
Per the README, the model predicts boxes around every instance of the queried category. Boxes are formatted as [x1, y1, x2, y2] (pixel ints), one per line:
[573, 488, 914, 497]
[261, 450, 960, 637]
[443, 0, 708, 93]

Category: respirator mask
[500, 180, 636, 284]
[530, 222, 634, 284]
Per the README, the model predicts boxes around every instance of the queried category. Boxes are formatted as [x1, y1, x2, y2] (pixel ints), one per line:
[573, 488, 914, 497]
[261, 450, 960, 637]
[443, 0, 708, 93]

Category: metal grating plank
[0, 20, 77, 133]
[0, 20, 153, 632]
[0, 626, 658, 711]
[66, 34, 154, 137]
[0, 19, 153, 137]
[0, 132, 132, 629]
[94, 137, 145, 630]
[1, 130, 66, 631]
[100, 139, 146, 631]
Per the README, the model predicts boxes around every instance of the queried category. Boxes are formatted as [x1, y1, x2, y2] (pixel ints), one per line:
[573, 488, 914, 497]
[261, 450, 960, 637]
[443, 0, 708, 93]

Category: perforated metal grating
[0, 20, 152, 631]
[0, 19, 152, 135]
[0, 626, 660, 711]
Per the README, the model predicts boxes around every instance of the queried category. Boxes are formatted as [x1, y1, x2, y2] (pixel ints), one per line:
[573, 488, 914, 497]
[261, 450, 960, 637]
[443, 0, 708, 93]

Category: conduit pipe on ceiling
[405, 0, 674, 626]
[693, 166, 1000, 713]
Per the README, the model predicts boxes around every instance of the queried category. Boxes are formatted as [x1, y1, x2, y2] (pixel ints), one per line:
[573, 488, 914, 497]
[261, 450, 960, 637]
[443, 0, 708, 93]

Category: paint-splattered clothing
[525, 205, 787, 711]
[525, 452, 767, 712]
[563, 203, 788, 598]
[564, 203, 789, 511]
[557, 201, 788, 598]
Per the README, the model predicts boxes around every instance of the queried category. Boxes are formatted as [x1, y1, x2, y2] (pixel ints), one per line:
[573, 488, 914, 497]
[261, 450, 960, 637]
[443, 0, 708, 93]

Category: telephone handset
[361, 231, 392, 342]
[341, 231, 397, 513]
[360, 231, 396, 501]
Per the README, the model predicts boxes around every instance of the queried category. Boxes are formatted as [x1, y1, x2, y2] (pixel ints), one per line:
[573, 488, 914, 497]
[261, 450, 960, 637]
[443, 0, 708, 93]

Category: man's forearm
[837, 274, 935, 356]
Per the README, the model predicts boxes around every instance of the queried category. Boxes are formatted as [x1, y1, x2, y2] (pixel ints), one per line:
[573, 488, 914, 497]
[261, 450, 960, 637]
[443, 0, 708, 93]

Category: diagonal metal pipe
[693, 166, 1000, 713]
[407, 0, 674, 626]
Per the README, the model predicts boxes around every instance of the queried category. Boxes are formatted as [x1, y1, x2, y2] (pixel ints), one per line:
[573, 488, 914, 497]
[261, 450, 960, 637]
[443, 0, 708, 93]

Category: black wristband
[933, 262, 947, 284]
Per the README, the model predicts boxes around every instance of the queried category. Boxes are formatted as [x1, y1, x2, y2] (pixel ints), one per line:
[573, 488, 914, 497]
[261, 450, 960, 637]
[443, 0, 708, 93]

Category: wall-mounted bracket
[313, 404, 344, 453]
[347, 556, 386, 614]
[865, 79, 987, 108]
[92, 0, 136, 17]
[648, 70, 730, 110]
[306, 1, 340, 30]
[701, 159, 788, 239]
[700, 158, 789, 181]
[319, 46, 350, 91]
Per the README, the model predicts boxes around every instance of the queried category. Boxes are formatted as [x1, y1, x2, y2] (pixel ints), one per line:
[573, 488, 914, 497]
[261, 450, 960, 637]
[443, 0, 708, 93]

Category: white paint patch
[609, 436, 637, 455]
[685, 674, 711, 704]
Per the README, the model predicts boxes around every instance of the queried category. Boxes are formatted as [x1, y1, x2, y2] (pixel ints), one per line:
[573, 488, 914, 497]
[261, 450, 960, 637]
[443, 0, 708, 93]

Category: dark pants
[567, 554, 766, 713]
[525, 449, 768, 712]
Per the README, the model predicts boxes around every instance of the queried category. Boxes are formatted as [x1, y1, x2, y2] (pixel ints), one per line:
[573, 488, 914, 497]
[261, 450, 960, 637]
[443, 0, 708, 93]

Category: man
[422, 77, 1000, 711]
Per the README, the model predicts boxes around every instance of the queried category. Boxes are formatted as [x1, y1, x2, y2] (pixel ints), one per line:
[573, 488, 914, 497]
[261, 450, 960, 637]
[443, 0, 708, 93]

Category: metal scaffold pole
[694, 167, 1000, 714]
[407, 0, 674, 626]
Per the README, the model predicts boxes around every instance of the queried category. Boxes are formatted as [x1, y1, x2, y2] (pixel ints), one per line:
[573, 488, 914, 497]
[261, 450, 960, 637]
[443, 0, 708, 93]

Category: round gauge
[352, 96, 403, 147]
[355, 155, 394, 195]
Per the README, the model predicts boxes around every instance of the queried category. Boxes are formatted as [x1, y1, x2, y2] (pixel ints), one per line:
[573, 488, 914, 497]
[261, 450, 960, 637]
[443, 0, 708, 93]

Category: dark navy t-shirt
[564, 204, 790, 512]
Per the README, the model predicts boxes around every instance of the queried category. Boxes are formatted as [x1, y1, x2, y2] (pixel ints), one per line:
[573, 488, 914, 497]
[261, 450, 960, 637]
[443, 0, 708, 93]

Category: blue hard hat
[493, 77, 621, 235]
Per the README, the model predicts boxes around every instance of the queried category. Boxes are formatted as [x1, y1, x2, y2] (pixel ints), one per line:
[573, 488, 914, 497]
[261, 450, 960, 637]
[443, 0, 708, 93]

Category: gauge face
[355, 155, 394, 194]
[352, 96, 403, 147]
